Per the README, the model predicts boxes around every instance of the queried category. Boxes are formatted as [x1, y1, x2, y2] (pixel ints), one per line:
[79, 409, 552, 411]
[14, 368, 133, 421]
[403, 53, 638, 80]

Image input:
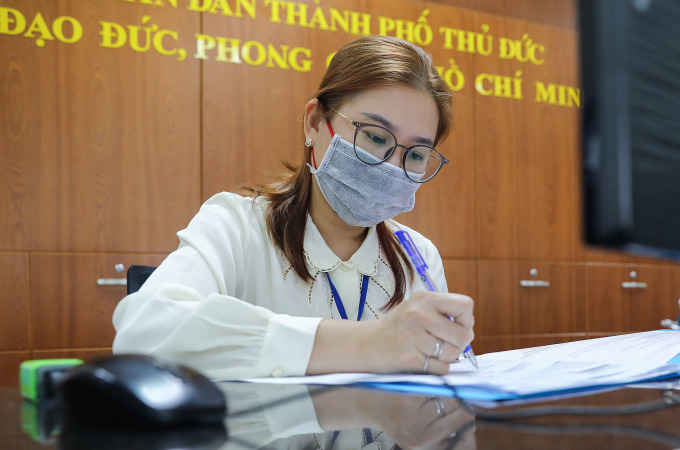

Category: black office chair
[126, 265, 157, 295]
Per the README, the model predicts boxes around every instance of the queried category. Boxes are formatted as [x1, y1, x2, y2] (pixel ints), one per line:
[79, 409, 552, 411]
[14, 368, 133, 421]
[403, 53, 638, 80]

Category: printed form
[235, 330, 680, 400]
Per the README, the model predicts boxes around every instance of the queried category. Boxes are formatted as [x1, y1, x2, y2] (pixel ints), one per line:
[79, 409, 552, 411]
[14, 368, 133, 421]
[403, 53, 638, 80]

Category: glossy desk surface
[2, 380, 680, 449]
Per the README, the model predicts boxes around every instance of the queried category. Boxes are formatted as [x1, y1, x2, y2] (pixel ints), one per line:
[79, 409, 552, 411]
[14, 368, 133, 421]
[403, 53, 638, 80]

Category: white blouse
[112, 192, 447, 379]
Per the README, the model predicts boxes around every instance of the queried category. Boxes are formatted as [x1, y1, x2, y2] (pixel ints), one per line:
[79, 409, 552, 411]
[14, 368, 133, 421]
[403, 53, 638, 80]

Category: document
[238, 330, 680, 401]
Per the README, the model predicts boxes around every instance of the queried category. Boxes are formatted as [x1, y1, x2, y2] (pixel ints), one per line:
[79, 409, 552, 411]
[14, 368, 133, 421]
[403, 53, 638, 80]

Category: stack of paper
[240, 330, 680, 402]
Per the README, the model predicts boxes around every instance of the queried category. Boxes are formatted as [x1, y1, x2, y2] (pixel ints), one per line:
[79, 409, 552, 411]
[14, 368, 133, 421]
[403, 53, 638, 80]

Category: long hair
[244, 36, 453, 310]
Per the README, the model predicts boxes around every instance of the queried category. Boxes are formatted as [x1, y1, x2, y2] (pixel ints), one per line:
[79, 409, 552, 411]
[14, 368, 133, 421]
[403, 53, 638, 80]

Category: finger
[423, 355, 450, 375]
[416, 334, 459, 364]
[430, 293, 475, 329]
[424, 319, 474, 361]
[431, 336, 464, 364]
[418, 335, 444, 358]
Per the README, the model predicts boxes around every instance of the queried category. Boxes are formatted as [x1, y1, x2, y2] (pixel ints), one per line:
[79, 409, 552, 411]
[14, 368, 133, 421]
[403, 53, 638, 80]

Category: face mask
[309, 134, 422, 227]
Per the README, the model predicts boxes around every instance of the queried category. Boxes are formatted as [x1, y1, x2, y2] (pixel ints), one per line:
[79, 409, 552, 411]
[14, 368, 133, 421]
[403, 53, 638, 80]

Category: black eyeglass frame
[330, 109, 450, 183]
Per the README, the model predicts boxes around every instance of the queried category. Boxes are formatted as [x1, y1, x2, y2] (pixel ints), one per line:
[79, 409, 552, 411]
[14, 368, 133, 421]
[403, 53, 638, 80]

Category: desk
[2, 381, 679, 449]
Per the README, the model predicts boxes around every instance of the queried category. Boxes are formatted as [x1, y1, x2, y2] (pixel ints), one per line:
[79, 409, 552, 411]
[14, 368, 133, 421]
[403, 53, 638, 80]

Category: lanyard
[325, 272, 369, 321]
[328, 429, 374, 449]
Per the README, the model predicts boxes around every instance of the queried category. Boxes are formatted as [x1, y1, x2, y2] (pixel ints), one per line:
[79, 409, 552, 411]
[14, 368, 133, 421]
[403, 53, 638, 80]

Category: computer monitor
[579, 0, 680, 261]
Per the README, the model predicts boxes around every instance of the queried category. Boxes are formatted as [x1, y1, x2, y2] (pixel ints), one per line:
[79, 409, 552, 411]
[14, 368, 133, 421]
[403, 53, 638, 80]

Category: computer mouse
[57, 354, 227, 428]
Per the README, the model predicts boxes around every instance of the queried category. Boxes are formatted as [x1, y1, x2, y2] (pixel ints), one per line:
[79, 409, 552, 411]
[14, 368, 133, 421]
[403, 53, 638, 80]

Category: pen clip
[394, 230, 428, 274]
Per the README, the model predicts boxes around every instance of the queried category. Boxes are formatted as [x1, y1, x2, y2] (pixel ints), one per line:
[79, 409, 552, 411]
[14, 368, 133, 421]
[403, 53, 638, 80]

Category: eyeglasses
[329, 109, 449, 183]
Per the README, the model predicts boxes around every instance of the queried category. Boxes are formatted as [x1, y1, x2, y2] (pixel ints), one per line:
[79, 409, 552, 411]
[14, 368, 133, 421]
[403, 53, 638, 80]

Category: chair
[126, 265, 157, 295]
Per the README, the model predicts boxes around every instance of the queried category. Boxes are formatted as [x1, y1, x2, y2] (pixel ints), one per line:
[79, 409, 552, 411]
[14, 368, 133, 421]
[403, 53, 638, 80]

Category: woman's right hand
[307, 291, 474, 375]
[362, 291, 475, 374]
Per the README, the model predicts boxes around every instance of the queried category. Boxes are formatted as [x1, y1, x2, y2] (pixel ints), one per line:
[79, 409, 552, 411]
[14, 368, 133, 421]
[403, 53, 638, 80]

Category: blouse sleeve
[112, 194, 322, 380]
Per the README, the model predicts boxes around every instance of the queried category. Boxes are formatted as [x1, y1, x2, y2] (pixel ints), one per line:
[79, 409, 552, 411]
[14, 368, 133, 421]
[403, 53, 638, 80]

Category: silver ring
[431, 339, 444, 358]
[432, 398, 446, 416]
[423, 356, 430, 373]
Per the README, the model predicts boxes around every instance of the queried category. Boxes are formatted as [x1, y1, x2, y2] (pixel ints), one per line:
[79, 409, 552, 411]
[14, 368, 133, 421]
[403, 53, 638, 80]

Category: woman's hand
[363, 291, 475, 374]
[307, 291, 474, 375]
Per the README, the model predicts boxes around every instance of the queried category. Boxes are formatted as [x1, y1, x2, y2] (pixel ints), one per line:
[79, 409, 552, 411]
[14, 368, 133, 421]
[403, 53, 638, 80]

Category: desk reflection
[10, 381, 680, 449]
[222, 382, 476, 449]
[55, 382, 476, 450]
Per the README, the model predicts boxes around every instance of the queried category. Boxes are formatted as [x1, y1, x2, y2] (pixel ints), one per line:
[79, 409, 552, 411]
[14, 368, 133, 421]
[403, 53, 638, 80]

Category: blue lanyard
[328, 429, 374, 448]
[325, 272, 369, 321]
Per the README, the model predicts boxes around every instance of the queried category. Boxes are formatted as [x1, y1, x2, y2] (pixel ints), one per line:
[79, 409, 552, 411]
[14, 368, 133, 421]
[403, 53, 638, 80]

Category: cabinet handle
[520, 280, 551, 288]
[97, 278, 127, 286]
[621, 281, 647, 289]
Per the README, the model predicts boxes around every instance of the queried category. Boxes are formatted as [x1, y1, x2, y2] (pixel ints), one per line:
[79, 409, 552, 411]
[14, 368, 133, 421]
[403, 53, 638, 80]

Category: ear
[303, 98, 322, 143]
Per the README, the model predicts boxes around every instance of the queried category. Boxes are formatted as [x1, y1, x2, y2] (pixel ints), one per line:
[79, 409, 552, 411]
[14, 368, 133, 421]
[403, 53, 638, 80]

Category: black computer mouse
[57, 354, 227, 428]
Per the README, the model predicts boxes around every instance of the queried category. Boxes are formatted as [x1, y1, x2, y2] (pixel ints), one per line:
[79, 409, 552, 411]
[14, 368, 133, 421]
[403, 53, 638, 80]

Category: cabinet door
[587, 263, 680, 332]
[477, 261, 586, 336]
[0, 352, 30, 386]
[0, 254, 30, 350]
[31, 254, 167, 349]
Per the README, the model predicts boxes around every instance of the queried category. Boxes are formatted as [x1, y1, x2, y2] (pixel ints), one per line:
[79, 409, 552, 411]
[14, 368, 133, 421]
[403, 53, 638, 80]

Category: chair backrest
[126, 265, 157, 295]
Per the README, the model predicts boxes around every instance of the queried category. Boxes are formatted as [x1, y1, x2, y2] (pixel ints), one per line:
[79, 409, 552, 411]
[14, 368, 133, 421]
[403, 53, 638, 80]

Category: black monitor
[579, 0, 680, 261]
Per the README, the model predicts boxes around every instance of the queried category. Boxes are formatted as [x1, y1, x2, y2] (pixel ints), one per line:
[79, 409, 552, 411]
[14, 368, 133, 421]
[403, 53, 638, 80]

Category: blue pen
[395, 230, 479, 369]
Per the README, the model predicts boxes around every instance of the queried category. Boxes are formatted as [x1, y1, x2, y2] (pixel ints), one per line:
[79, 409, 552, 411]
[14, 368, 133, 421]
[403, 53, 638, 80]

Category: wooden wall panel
[475, 13, 581, 261]
[473, 0, 577, 31]
[443, 259, 478, 299]
[0, 0, 201, 253]
[0, 254, 30, 351]
[514, 26, 580, 261]
[32, 348, 112, 361]
[413, 0, 577, 31]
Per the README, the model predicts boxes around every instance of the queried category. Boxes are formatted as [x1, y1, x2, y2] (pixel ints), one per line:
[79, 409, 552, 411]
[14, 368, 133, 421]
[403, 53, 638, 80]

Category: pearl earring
[305, 138, 313, 148]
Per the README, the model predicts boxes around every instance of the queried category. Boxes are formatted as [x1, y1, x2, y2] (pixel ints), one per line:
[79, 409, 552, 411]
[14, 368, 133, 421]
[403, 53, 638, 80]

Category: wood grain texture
[0, 352, 30, 386]
[586, 263, 680, 333]
[31, 253, 167, 349]
[413, 0, 577, 30]
[0, 0, 201, 253]
[473, 0, 576, 31]
[32, 348, 112, 361]
[0, 254, 30, 351]
[477, 260, 586, 335]
[442, 259, 478, 299]
[475, 13, 580, 260]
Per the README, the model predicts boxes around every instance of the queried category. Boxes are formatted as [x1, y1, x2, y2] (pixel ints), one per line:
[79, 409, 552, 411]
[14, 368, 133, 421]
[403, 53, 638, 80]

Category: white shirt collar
[303, 216, 379, 276]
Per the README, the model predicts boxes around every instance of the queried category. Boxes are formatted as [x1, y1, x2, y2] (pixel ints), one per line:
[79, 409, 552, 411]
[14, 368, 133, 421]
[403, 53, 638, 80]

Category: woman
[113, 35, 475, 379]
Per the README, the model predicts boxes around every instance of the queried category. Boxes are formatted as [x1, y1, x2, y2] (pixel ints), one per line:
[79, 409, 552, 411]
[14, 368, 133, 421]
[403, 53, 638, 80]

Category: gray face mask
[309, 134, 421, 227]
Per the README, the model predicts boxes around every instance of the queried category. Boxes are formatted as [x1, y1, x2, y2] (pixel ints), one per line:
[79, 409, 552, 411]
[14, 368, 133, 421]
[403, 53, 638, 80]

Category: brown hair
[244, 36, 453, 310]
